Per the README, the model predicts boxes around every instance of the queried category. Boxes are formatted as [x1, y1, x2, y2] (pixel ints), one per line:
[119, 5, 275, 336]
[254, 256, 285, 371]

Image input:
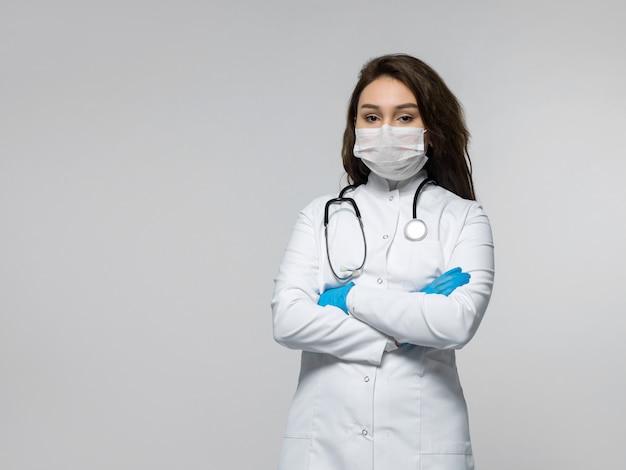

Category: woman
[271, 54, 495, 470]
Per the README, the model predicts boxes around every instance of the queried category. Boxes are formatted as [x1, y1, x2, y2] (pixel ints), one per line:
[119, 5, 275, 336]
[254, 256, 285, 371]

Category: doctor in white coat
[272, 54, 495, 470]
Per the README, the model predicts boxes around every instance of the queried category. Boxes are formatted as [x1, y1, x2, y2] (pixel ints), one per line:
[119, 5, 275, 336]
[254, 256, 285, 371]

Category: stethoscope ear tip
[327, 179, 432, 281]
[340, 266, 362, 278]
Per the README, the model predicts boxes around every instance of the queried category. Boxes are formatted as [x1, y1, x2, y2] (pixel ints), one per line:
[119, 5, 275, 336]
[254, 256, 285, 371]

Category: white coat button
[389, 195, 395, 201]
[362, 429, 368, 436]
[364, 376, 370, 382]
[382, 234, 389, 239]
[377, 278, 383, 284]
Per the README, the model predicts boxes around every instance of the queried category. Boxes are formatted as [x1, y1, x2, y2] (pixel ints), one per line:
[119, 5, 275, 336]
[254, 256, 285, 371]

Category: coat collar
[363, 170, 429, 197]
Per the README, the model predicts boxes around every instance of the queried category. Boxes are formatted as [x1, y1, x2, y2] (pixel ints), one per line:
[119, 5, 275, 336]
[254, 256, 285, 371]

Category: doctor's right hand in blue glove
[318, 268, 469, 317]
[420, 267, 470, 296]
[389, 267, 471, 348]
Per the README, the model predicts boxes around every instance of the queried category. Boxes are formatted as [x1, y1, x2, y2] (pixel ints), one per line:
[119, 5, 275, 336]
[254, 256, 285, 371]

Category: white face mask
[353, 125, 428, 181]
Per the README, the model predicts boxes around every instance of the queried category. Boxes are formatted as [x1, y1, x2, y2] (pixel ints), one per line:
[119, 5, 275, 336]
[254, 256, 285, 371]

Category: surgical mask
[353, 125, 428, 181]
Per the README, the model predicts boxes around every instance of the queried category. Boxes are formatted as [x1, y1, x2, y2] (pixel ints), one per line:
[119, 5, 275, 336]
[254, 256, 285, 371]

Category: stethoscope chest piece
[404, 219, 428, 241]
[404, 177, 434, 242]
[325, 178, 435, 280]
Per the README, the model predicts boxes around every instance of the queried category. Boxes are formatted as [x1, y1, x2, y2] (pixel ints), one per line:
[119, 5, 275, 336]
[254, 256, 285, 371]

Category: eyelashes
[362, 114, 415, 124]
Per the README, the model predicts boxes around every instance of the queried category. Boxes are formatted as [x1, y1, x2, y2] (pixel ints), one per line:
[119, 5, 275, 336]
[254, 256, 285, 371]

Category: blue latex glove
[318, 282, 355, 315]
[420, 267, 470, 296]
[392, 268, 470, 349]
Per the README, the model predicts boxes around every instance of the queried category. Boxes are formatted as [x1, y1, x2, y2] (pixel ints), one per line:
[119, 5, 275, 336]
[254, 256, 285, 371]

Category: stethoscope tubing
[412, 178, 434, 219]
[324, 188, 367, 280]
[324, 179, 435, 280]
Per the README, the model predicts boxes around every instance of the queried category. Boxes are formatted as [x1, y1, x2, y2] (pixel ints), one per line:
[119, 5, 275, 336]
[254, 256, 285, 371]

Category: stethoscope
[324, 178, 435, 280]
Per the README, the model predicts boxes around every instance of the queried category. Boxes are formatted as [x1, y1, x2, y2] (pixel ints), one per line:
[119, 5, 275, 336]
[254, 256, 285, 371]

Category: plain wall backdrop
[1, 1, 625, 468]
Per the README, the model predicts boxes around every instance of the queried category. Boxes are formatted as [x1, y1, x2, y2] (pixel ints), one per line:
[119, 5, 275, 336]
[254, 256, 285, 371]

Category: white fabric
[353, 125, 427, 181]
[272, 170, 495, 470]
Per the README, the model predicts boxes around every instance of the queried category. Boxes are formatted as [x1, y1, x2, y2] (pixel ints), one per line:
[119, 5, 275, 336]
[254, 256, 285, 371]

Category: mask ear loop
[324, 186, 367, 280]
[404, 178, 435, 241]
[426, 143, 434, 158]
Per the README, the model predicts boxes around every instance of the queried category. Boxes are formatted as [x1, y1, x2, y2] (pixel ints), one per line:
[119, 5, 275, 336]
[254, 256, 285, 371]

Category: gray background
[1, 1, 625, 469]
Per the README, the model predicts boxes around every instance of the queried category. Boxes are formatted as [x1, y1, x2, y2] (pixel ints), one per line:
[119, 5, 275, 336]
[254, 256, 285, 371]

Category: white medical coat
[272, 170, 495, 470]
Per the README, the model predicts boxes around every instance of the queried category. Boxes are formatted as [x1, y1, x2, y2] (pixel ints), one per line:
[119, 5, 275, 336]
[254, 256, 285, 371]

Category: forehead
[358, 76, 417, 106]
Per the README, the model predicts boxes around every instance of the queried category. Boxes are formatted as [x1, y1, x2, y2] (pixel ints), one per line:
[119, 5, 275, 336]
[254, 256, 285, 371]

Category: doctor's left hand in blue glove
[317, 269, 470, 348]
[317, 267, 470, 315]
[317, 282, 354, 314]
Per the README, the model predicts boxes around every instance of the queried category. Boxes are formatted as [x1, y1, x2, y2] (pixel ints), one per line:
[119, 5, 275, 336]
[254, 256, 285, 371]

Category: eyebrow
[359, 103, 419, 110]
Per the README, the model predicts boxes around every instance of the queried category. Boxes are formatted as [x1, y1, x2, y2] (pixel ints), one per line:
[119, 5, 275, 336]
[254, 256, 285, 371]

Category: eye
[364, 115, 379, 123]
[398, 115, 413, 123]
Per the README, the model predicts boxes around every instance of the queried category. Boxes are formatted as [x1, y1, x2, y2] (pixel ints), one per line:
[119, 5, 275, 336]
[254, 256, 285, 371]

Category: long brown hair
[341, 54, 475, 200]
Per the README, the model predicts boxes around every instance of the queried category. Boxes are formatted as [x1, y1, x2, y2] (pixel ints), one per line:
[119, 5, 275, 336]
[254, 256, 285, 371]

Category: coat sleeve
[272, 203, 396, 365]
[348, 202, 495, 349]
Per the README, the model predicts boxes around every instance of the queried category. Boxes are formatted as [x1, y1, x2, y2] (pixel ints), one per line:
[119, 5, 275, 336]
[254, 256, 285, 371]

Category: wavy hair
[341, 54, 475, 200]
